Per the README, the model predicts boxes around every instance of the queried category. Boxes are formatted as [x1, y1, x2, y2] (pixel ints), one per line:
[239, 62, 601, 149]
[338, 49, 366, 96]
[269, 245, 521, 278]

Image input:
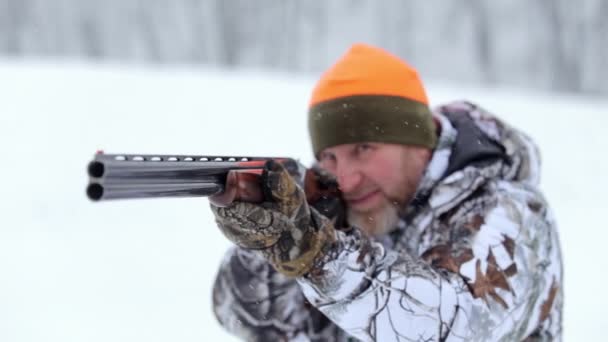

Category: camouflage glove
[211, 160, 336, 277]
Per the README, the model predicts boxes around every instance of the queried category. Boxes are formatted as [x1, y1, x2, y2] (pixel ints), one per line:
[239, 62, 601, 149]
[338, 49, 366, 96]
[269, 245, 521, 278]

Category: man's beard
[347, 198, 401, 237]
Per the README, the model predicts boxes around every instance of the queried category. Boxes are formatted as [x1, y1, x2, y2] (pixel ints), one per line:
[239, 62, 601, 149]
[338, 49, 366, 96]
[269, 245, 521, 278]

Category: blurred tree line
[0, 0, 606, 94]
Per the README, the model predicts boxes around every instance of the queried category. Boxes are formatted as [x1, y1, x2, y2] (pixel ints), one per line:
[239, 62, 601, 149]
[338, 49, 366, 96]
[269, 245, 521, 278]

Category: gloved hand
[304, 165, 347, 230]
[210, 160, 336, 277]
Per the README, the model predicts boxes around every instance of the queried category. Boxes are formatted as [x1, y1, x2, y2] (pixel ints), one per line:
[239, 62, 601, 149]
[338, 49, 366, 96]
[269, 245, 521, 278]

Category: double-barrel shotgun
[86, 152, 342, 211]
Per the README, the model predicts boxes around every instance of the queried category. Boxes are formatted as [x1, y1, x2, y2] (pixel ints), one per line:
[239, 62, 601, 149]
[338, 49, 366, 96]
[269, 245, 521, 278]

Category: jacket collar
[401, 107, 509, 222]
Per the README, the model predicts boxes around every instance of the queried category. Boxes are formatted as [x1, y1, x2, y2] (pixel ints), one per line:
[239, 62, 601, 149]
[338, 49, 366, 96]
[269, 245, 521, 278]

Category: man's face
[318, 142, 431, 236]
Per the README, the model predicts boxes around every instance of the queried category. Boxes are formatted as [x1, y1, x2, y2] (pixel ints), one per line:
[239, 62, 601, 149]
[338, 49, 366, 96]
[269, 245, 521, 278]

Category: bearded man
[209, 43, 563, 341]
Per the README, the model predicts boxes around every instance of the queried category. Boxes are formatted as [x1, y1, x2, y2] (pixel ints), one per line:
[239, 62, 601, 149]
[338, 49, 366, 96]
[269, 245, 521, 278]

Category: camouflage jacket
[212, 101, 563, 341]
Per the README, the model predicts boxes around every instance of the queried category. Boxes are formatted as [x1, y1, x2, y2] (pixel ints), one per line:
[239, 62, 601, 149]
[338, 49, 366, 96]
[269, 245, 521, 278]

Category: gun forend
[86, 153, 293, 202]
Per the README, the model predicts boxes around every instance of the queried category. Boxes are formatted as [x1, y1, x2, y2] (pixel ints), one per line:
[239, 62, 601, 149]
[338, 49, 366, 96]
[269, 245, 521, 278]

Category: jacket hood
[403, 101, 542, 221]
[440, 101, 541, 186]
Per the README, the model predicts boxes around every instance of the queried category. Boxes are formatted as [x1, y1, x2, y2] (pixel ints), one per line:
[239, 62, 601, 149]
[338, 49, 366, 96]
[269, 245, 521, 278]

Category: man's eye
[319, 152, 336, 163]
[356, 144, 372, 153]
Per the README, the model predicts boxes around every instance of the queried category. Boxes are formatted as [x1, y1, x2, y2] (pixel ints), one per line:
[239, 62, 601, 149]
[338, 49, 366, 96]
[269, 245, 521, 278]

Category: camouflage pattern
[211, 101, 563, 341]
[212, 160, 336, 277]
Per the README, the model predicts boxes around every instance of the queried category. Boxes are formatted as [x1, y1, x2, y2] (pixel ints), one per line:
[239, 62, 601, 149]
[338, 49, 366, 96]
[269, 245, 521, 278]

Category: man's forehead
[319, 142, 421, 159]
[320, 142, 361, 155]
[320, 142, 383, 155]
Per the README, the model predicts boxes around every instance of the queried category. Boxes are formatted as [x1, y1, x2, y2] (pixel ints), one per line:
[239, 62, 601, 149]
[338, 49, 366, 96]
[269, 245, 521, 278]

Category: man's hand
[211, 160, 336, 277]
[304, 165, 347, 230]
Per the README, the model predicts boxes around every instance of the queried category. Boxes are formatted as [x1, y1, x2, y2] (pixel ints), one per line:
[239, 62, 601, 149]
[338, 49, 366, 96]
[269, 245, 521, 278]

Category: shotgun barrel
[86, 152, 293, 202]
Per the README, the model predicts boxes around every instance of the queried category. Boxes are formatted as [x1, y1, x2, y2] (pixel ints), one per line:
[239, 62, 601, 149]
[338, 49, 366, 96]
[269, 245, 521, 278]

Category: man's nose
[335, 163, 362, 193]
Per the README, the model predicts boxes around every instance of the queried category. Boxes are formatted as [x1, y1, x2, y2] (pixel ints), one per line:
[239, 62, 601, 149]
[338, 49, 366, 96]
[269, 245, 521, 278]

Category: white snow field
[0, 59, 606, 342]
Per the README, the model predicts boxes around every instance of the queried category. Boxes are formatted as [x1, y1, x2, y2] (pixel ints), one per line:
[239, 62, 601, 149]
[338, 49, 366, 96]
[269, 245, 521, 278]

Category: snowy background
[1, 0, 607, 94]
[1, 59, 607, 342]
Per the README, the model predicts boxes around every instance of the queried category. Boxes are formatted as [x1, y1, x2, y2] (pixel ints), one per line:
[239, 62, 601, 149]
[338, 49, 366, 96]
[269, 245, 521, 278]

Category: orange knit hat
[310, 43, 429, 106]
[308, 43, 436, 157]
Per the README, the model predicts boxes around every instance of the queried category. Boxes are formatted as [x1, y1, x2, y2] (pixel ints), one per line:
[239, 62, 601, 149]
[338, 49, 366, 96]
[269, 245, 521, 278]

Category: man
[210, 43, 563, 341]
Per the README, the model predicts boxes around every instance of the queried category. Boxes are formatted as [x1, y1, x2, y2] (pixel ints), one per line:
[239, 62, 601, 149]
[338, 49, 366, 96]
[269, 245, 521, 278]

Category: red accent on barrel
[236, 160, 268, 167]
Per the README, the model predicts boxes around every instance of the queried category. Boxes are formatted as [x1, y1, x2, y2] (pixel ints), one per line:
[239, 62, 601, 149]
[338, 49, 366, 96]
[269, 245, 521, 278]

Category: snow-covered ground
[0, 59, 606, 342]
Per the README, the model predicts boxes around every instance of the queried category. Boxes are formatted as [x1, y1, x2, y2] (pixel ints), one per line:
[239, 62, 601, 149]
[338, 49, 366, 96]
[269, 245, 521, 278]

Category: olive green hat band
[308, 95, 437, 157]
